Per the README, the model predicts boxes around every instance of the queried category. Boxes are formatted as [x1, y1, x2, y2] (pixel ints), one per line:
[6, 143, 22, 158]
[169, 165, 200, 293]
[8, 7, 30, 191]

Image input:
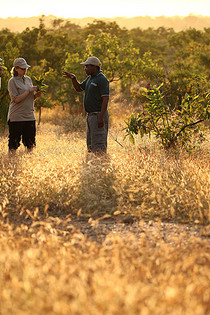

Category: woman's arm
[14, 86, 37, 104]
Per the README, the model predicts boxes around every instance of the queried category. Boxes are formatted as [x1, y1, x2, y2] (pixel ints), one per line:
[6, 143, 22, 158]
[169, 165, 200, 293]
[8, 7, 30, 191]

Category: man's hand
[98, 115, 104, 128]
[62, 71, 83, 92]
[98, 96, 109, 128]
[62, 71, 76, 79]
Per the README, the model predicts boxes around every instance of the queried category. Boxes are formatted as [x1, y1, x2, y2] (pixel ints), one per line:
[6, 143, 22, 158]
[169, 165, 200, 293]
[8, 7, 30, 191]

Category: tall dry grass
[0, 118, 209, 223]
[0, 116, 209, 314]
[0, 217, 209, 315]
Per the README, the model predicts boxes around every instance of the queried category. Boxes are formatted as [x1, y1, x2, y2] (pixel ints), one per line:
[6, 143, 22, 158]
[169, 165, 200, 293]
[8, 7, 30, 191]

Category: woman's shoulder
[8, 76, 15, 82]
[24, 75, 31, 80]
[25, 75, 33, 83]
[8, 76, 16, 86]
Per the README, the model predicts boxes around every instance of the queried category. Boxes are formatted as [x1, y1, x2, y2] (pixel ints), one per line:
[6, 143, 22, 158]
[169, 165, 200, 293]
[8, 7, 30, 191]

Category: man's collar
[91, 70, 102, 77]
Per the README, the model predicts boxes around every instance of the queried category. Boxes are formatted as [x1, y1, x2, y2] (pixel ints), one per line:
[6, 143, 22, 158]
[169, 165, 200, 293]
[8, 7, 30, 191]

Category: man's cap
[80, 56, 101, 67]
[13, 58, 31, 69]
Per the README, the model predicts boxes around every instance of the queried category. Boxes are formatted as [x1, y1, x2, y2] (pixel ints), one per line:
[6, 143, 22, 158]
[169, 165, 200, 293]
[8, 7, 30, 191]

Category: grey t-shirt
[7, 76, 36, 122]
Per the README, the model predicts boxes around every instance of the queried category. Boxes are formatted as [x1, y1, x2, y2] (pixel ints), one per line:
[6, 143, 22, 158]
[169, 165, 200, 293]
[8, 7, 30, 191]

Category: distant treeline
[0, 18, 209, 142]
[0, 14, 210, 33]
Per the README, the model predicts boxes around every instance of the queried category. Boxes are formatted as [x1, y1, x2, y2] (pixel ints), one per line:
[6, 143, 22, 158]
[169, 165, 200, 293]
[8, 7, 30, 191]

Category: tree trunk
[38, 108, 41, 125]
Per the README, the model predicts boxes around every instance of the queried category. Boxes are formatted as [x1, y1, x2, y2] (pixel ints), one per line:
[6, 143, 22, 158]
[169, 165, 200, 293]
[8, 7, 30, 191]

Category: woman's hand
[34, 91, 42, 99]
[14, 87, 38, 104]
[29, 86, 38, 93]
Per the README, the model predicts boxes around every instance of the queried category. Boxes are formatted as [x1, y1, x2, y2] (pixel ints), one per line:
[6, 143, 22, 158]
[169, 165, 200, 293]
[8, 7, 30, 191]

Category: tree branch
[175, 119, 204, 139]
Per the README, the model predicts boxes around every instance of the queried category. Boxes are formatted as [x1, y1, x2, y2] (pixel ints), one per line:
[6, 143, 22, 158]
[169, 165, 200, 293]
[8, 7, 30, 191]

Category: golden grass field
[0, 109, 209, 314]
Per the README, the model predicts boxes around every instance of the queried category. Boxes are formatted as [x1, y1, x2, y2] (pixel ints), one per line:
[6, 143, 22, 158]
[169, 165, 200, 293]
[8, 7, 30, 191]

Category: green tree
[124, 84, 209, 149]
[85, 33, 140, 83]
[29, 65, 55, 124]
[62, 52, 86, 112]
[0, 44, 19, 128]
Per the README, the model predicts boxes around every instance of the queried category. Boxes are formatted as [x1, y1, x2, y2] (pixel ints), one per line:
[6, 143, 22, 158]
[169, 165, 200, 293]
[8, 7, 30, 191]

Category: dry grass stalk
[0, 121, 209, 314]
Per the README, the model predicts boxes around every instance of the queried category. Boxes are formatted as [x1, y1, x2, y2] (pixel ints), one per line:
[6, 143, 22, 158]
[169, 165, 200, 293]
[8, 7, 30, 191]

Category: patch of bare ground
[71, 215, 210, 245]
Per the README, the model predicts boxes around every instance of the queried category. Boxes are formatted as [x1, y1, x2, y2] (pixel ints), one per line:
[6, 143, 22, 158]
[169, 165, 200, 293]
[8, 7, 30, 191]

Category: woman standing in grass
[7, 58, 41, 152]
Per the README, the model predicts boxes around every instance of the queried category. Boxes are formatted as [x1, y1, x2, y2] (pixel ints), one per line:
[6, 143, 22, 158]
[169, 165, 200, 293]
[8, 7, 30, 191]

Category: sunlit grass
[0, 117, 209, 314]
[0, 215, 209, 315]
[0, 119, 209, 223]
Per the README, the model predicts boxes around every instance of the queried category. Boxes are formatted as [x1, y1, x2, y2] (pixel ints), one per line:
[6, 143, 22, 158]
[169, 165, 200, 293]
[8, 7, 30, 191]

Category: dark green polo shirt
[79, 71, 109, 113]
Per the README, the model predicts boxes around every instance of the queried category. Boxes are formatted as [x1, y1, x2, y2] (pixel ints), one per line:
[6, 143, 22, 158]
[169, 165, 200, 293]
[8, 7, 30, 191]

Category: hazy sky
[0, 0, 210, 18]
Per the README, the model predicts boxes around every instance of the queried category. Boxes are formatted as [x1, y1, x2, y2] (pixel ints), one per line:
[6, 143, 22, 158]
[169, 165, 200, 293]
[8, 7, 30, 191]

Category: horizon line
[1, 13, 210, 19]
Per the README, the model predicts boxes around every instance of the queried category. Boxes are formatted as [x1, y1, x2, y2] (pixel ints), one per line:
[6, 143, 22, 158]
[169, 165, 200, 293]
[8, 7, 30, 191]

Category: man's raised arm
[62, 71, 83, 92]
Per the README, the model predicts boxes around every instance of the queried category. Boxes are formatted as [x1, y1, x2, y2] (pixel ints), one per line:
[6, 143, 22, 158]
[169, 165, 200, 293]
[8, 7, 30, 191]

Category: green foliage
[32, 74, 55, 125]
[0, 58, 7, 70]
[124, 85, 210, 149]
[33, 75, 48, 93]
[0, 43, 20, 128]
[85, 33, 140, 84]
[61, 52, 85, 112]
[0, 73, 10, 128]
[0, 21, 210, 143]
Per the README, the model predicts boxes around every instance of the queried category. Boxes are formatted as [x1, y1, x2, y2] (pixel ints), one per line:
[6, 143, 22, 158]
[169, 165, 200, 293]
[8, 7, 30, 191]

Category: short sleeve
[8, 78, 19, 101]
[28, 76, 33, 86]
[98, 77, 109, 96]
[79, 77, 89, 91]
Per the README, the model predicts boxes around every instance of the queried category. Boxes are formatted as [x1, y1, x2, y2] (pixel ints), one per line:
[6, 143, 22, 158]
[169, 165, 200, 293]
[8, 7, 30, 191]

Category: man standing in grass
[63, 56, 110, 153]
